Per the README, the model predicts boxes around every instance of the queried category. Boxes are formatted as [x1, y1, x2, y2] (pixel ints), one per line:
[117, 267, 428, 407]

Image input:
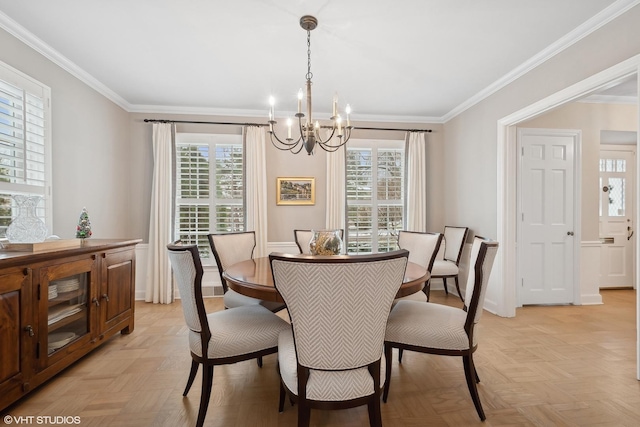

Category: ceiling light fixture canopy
[268, 15, 352, 155]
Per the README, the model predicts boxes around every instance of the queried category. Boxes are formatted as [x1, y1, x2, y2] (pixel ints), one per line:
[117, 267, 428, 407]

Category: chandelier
[268, 15, 352, 155]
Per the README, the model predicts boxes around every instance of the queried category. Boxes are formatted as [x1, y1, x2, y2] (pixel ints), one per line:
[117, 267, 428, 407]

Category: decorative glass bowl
[309, 229, 343, 255]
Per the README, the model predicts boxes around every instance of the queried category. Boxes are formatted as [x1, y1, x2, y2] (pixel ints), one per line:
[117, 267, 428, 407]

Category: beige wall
[443, 5, 640, 241]
[0, 27, 133, 239]
[520, 102, 638, 241]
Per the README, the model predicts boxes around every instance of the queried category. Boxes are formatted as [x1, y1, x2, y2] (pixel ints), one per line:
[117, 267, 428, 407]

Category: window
[0, 62, 51, 237]
[175, 132, 244, 261]
[346, 139, 404, 253]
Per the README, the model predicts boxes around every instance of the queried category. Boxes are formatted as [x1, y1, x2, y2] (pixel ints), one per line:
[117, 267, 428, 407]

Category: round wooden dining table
[222, 256, 430, 303]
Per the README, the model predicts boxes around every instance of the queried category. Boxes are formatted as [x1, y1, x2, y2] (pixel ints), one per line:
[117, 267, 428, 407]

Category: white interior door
[518, 128, 578, 305]
[599, 148, 635, 288]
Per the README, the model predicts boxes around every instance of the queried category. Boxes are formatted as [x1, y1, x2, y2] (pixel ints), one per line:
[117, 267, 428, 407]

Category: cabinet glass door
[40, 256, 95, 366]
[47, 273, 89, 355]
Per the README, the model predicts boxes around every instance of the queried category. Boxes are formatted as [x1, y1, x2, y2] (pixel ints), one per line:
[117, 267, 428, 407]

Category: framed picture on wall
[276, 177, 315, 206]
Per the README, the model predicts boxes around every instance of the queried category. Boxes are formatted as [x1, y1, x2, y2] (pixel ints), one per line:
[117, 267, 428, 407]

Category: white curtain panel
[406, 132, 427, 232]
[244, 126, 269, 257]
[145, 122, 174, 304]
[325, 130, 346, 233]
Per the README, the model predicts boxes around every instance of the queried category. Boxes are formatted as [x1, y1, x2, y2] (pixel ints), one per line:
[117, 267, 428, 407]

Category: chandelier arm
[317, 129, 350, 152]
[318, 137, 349, 151]
[269, 132, 304, 152]
[317, 142, 344, 153]
[314, 126, 337, 145]
[269, 129, 303, 147]
[289, 139, 305, 154]
[318, 127, 351, 149]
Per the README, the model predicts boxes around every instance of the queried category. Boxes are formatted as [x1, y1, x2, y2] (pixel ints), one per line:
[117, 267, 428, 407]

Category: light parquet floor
[3, 290, 639, 426]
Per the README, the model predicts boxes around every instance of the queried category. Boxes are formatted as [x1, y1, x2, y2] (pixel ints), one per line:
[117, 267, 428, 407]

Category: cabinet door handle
[92, 297, 100, 307]
[24, 325, 34, 337]
[102, 294, 110, 302]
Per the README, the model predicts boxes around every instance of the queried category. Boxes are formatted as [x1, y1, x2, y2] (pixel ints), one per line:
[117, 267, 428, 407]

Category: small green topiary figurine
[76, 207, 92, 239]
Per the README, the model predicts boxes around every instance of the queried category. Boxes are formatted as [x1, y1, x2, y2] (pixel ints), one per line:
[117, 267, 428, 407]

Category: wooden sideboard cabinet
[0, 239, 141, 411]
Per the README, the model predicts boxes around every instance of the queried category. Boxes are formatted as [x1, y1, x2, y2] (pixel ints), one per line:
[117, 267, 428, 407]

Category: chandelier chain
[306, 30, 313, 80]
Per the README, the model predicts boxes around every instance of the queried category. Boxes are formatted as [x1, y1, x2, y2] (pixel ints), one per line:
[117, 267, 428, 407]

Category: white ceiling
[0, 0, 636, 123]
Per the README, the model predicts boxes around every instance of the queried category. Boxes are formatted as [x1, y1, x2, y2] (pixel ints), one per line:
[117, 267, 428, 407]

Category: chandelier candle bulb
[287, 118, 292, 139]
[346, 104, 351, 127]
[332, 93, 338, 117]
[297, 89, 303, 113]
[337, 116, 342, 136]
[269, 96, 275, 121]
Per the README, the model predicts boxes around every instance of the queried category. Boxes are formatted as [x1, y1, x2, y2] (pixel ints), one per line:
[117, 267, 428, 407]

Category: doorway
[599, 142, 637, 289]
[497, 57, 639, 377]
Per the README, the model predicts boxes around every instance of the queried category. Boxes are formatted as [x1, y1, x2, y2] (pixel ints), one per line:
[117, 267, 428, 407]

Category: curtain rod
[143, 119, 432, 133]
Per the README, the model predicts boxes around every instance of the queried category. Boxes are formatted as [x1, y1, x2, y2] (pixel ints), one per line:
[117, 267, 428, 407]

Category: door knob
[567, 231, 574, 236]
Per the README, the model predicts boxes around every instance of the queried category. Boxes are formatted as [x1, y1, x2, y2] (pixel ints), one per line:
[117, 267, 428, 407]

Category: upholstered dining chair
[383, 237, 498, 421]
[208, 232, 286, 371]
[394, 230, 443, 363]
[166, 243, 289, 427]
[208, 231, 286, 313]
[270, 250, 409, 427]
[431, 226, 469, 301]
[293, 228, 344, 254]
[396, 230, 443, 303]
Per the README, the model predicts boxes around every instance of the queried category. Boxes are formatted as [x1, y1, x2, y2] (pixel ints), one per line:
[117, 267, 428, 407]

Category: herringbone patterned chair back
[271, 250, 408, 370]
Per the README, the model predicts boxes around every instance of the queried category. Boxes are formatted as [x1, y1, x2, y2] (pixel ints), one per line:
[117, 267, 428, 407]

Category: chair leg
[454, 276, 464, 302]
[382, 344, 393, 403]
[474, 365, 480, 383]
[443, 277, 449, 295]
[463, 355, 486, 421]
[398, 348, 404, 363]
[257, 356, 263, 368]
[422, 279, 431, 302]
[183, 360, 199, 396]
[298, 402, 311, 427]
[196, 365, 214, 427]
[278, 381, 286, 412]
[367, 395, 382, 427]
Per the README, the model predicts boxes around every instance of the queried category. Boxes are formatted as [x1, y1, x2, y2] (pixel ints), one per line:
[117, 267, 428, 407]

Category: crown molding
[2, 1, 637, 123]
[577, 94, 638, 104]
[0, 10, 132, 111]
[441, 0, 640, 123]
